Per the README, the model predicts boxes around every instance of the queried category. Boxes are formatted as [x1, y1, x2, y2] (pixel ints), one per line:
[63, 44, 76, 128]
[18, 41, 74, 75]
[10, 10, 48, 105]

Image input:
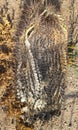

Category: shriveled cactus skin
[15, 2, 67, 126]
[0, 0, 67, 127]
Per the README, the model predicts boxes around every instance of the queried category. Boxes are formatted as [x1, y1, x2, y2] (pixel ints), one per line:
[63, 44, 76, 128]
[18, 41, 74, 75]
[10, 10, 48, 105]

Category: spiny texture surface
[0, 0, 67, 129]
[15, 1, 67, 126]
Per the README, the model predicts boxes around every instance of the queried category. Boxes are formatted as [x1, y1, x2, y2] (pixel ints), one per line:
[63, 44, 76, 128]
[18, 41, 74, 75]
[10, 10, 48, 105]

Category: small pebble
[69, 122, 72, 127]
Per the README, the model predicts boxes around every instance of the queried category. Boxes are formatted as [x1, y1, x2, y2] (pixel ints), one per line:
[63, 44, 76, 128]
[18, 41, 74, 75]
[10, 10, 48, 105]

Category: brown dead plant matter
[15, 1, 68, 127]
[0, 6, 18, 122]
[0, 0, 68, 129]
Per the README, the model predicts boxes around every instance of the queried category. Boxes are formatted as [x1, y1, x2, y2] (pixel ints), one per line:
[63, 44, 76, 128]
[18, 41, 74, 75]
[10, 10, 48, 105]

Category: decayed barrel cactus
[0, 0, 67, 127]
[15, 1, 67, 126]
